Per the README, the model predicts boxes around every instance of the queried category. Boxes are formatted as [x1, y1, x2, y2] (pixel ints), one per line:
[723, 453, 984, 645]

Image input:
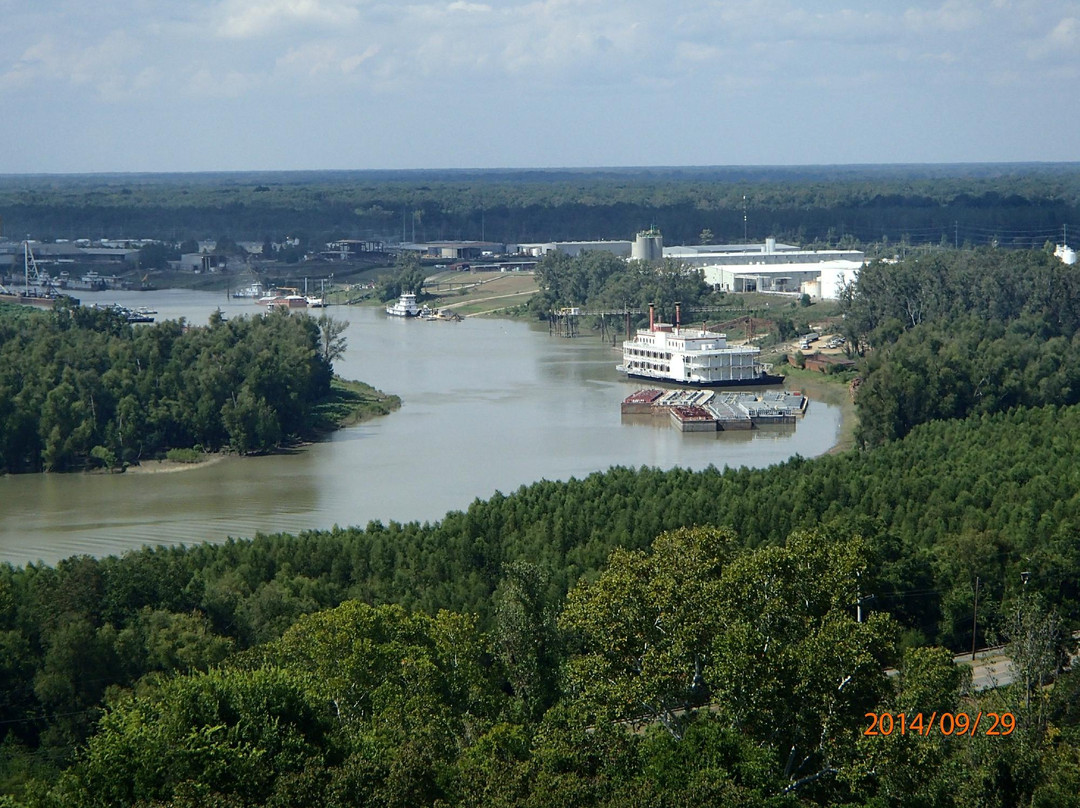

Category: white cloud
[215, 0, 363, 39]
[185, 65, 260, 97]
[675, 41, 725, 65]
[1027, 16, 1080, 58]
[903, 0, 982, 34]
[276, 41, 380, 77]
[2, 0, 1080, 170]
[447, 1, 492, 12]
[0, 31, 152, 99]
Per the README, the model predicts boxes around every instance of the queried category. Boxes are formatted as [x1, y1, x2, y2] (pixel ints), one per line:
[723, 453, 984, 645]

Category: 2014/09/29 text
[864, 712, 1015, 737]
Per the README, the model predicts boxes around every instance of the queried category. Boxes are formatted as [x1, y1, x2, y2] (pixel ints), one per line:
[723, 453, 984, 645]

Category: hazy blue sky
[1, 0, 1077, 172]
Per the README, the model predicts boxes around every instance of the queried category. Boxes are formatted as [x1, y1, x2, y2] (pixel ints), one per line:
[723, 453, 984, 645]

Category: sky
[0, 0, 1077, 173]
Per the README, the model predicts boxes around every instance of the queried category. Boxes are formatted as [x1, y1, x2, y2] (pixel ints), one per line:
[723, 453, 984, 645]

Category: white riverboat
[618, 306, 782, 387]
[386, 292, 420, 317]
[232, 281, 264, 299]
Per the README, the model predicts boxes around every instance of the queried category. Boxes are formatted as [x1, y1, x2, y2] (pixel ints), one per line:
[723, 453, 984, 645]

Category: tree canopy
[0, 304, 343, 471]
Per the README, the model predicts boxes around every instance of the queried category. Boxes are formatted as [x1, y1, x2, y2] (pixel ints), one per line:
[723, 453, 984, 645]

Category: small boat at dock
[386, 292, 420, 317]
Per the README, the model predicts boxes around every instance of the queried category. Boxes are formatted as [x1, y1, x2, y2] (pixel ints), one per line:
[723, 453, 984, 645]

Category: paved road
[955, 647, 1015, 691]
[955, 629, 1080, 691]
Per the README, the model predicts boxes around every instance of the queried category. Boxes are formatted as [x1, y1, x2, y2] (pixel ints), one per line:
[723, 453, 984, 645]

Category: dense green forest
[3, 405, 1080, 803]
[0, 303, 350, 471]
[2, 164, 1078, 247]
[840, 247, 1080, 446]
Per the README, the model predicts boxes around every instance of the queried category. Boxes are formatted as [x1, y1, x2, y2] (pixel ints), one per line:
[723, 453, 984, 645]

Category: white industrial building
[665, 238, 864, 300]
[514, 228, 665, 260]
[516, 231, 864, 300]
[514, 240, 632, 258]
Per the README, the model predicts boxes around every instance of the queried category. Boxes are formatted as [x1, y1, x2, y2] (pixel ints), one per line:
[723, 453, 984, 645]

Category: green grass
[164, 447, 204, 463]
[311, 376, 401, 431]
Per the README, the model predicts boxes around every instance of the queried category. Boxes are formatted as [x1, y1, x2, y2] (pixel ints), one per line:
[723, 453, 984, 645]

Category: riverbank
[776, 365, 858, 453]
[337, 270, 539, 318]
[311, 376, 402, 430]
[2, 298, 843, 566]
[125, 453, 228, 474]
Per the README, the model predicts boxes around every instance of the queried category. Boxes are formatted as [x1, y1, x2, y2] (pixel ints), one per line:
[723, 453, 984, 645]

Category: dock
[622, 388, 808, 432]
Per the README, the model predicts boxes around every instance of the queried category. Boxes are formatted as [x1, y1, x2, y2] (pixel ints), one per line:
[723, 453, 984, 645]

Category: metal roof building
[666, 239, 865, 300]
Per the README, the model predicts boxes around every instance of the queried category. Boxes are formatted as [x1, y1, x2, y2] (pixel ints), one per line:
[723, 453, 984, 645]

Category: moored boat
[618, 304, 782, 387]
[257, 287, 307, 309]
[233, 281, 264, 299]
[0, 242, 72, 308]
[267, 294, 308, 311]
[386, 292, 420, 317]
[0, 288, 67, 308]
[89, 303, 154, 323]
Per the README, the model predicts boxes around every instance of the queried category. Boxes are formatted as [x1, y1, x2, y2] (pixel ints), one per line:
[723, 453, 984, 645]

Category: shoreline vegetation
[311, 375, 402, 430]
[119, 376, 401, 474]
[3, 164, 1078, 253]
[0, 302, 397, 474]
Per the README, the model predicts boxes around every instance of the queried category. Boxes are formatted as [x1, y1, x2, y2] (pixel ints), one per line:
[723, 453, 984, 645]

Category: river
[0, 289, 844, 566]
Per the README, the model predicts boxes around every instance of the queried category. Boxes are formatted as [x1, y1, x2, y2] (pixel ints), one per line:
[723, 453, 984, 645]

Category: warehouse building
[666, 239, 864, 300]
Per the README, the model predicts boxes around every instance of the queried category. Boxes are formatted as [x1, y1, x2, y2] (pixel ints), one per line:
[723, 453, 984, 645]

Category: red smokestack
[649, 303, 655, 331]
[675, 302, 681, 333]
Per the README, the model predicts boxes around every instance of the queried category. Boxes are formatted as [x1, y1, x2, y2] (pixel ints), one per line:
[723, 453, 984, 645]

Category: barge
[622, 388, 808, 432]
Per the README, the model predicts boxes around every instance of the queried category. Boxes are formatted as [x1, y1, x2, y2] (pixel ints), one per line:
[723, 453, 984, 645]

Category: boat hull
[622, 370, 785, 388]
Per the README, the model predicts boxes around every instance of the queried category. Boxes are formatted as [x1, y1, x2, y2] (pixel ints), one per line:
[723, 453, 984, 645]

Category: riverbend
[0, 290, 844, 566]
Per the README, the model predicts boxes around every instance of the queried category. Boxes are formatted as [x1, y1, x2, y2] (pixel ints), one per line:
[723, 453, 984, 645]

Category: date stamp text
[864, 711, 1015, 737]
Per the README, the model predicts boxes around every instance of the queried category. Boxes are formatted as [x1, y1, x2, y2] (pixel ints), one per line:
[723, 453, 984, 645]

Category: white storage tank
[632, 227, 663, 261]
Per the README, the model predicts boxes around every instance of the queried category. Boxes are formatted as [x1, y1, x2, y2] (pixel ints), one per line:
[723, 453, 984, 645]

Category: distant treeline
[2, 164, 1079, 247]
[0, 303, 338, 471]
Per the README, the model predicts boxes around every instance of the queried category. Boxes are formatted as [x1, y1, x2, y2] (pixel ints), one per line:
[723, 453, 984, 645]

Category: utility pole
[971, 576, 980, 660]
[856, 570, 862, 623]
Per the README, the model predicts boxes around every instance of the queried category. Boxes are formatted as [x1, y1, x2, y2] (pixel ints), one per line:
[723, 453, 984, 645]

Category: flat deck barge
[621, 388, 808, 432]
